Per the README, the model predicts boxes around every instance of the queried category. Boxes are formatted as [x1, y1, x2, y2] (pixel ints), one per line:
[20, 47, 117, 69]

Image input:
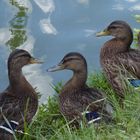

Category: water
[0, 0, 140, 103]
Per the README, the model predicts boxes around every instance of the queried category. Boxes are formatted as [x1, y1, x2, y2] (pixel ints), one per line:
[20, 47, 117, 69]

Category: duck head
[8, 49, 43, 71]
[47, 52, 87, 73]
[96, 20, 133, 41]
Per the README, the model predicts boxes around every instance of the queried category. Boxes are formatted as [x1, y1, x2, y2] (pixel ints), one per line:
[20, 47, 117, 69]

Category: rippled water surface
[0, 0, 140, 103]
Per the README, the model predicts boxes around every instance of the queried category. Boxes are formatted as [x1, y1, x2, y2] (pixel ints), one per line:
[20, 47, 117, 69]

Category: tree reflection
[6, 0, 28, 50]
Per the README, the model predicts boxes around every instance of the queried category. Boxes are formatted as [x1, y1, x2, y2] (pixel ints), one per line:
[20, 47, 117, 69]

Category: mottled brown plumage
[47, 52, 113, 125]
[0, 49, 42, 140]
[96, 20, 140, 99]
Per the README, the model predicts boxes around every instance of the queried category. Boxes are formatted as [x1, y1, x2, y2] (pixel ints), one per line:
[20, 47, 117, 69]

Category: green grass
[19, 72, 140, 140]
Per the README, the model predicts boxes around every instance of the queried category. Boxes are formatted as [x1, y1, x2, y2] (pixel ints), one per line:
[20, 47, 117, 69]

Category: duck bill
[47, 64, 64, 72]
[96, 29, 110, 37]
[29, 58, 43, 64]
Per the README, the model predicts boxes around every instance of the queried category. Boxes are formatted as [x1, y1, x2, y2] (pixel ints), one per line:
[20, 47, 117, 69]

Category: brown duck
[0, 49, 42, 140]
[96, 20, 140, 99]
[47, 52, 113, 125]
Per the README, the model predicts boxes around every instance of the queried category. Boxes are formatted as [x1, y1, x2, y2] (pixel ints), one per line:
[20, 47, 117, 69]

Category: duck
[47, 52, 113, 126]
[0, 49, 42, 140]
[96, 20, 140, 99]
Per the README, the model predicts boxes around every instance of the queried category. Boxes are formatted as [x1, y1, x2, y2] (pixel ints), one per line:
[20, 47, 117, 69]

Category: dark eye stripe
[13, 53, 31, 59]
[63, 57, 80, 63]
[109, 25, 123, 29]
[110, 26, 116, 29]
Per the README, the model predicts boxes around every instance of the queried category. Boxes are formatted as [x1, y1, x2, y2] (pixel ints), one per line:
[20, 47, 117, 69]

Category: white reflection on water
[0, 28, 11, 44]
[129, 4, 140, 11]
[77, 0, 89, 5]
[19, 35, 54, 104]
[84, 29, 96, 37]
[112, 3, 124, 11]
[125, 0, 138, 2]
[13, 0, 32, 13]
[113, 0, 140, 11]
[39, 18, 58, 35]
[33, 0, 55, 13]
[33, 0, 57, 35]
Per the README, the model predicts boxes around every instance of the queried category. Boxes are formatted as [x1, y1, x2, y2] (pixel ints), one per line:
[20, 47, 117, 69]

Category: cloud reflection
[113, 0, 140, 11]
[33, 0, 57, 35]
[129, 4, 140, 11]
[33, 0, 55, 13]
[0, 28, 11, 45]
[19, 35, 54, 104]
[77, 0, 89, 5]
[84, 29, 96, 37]
[39, 18, 58, 35]
[112, 4, 124, 11]
[125, 0, 138, 2]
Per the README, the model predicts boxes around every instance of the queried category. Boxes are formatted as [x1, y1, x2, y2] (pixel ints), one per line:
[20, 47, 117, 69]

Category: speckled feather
[0, 50, 38, 140]
[59, 85, 112, 122]
[48, 52, 113, 125]
[0, 90, 37, 129]
[99, 21, 140, 98]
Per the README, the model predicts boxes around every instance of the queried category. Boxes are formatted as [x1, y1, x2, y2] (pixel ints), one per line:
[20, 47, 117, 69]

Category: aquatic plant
[6, 0, 28, 50]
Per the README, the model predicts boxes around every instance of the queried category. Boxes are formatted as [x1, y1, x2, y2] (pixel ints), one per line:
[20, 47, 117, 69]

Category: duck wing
[80, 87, 113, 119]
[102, 49, 140, 97]
[79, 87, 105, 110]
[117, 49, 140, 78]
[0, 91, 35, 134]
[60, 87, 113, 122]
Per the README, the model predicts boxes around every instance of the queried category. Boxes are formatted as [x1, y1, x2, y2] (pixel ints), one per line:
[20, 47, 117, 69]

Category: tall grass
[19, 72, 140, 140]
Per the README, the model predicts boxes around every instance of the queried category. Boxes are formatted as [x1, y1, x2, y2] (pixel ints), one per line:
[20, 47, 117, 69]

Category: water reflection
[40, 18, 58, 35]
[125, 0, 138, 2]
[6, 0, 28, 50]
[112, 3, 124, 11]
[33, 0, 55, 13]
[113, 0, 140, 12]
[18, 35, 54, 104]
[130, 4, 140, 11]
[34, 0, 57, 35]
[0, 28, 11, 45]
[1, 0, 55, 103]
[77, 0, 89, 5]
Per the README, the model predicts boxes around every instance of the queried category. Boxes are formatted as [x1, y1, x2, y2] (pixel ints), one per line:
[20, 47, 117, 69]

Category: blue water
[0, 0, 140, 103]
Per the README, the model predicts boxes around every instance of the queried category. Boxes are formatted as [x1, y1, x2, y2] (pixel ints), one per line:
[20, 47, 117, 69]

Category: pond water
[0, 0, 140, 103]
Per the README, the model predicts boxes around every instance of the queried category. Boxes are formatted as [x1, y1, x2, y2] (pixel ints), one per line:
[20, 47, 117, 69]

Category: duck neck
[101, 33, 133, 58]
[62, 70, 87, 93]
[8, 66, 35, 98]
[9, 67, 24, 87]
